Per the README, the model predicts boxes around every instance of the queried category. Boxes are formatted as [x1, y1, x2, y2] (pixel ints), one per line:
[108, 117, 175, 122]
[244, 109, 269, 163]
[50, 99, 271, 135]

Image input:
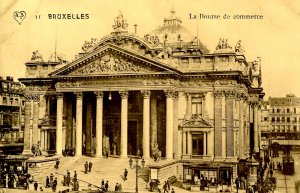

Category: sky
[0, 0, 300, 98]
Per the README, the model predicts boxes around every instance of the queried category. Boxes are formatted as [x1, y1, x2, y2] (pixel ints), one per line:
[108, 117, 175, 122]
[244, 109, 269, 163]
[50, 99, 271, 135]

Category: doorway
[192, 134, 204, 155]
[128, 120, 138, 155]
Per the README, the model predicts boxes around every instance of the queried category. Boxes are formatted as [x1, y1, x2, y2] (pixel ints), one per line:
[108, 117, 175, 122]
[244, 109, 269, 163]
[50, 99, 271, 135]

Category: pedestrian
[46, 176, 50, 188]
[84, 161, 89, 174]
[118, 183, 122, 192]
[270, 169, 273, 177]
[89, 161, 93, 172]
[115, 183, 119, 191]
[66, 171, 70, 186]
[124, 169, 128, 181]
[163, 181, 168, 193]
[74, 171, 77, 181]
[52, 177, 57, 192]
[105, 180, 109, 191]
[171, 188, 175, 193]
[50, 173, 54, 187]
[235, 177, 239, 193]
[55, 160, 60, 169]
[34, 181, 38, 191]
[167, 179, 170, 190]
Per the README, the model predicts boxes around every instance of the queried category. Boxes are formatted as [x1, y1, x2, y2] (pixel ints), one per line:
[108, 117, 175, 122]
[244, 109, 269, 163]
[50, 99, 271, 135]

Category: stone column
[85, 96, 92, 156]
[178, 129, 182, 158]
[56, 93, 63, 156]
[141, 90, 150, 159]
[225, 90, 235, 158]
[44, 131, 48, 151]
[182, 131, 186, 155]
[40, 130, 45, 150]
[165, 90, 174, 159]
[214, 91, 223, 159]
[187, 131, 192, 155]
[253, 102, 259, 152]
[95, 91, 103, 158]
[22, 95, 32, 155]
[75, 92, 83, 156]
[203, 133, 207, 155]
[119, 91, 128, 158]
[173, 92, 179, 158]
[32, 95, 40, 145]
[150, 95, 157, 155]
[207, 131, 214, 158]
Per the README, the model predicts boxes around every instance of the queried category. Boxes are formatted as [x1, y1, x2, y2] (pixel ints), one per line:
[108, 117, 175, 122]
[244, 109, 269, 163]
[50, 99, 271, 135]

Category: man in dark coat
[34, 181, 38, 191]
[84, 162, 89, 174]
[115, 183, 119, 191]
[46, 176, 50, 188]
[105, 180, 109, 191]
[124, 169, 128, 181]
[89, 162, 93, 172]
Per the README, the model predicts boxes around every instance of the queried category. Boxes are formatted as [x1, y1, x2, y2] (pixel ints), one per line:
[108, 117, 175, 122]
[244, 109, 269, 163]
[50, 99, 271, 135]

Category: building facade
[261, 94, 300, 149]
[19, 10, 264, 183]
[0, 76, 25, 154]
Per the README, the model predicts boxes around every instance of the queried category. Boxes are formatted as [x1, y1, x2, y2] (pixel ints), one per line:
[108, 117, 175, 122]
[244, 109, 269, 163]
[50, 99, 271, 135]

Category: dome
[148, 8, 195, 44]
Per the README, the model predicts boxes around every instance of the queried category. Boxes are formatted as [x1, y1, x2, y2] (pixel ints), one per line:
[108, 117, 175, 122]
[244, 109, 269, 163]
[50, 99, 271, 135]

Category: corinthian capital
[164, 90, 176, 98]
[24, 94, 32, 102]
[75, 92, 83, 99]
[141, 90, 151, 99]
[224, 90, 237, 99]
[213, 91, 223, 98]
[94, 91, 104, 98]
[119, 91, 129, 99]
[32, 94, 40, 102]
[56, 92, 64, 99]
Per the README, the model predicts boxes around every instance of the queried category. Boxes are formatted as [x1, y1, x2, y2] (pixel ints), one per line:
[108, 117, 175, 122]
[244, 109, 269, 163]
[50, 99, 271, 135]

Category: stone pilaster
[187, 131, 192, 155]
[173, 91, 179, 159]
[184, 92, 192, 119]
[119, 91, 128, 158]
[75, 92, 83, 156]
[141, 90, 151, 159]
[32, 95, 40, 146]
[95, 91, 103, 158]
[150, 95, 157, 156]
[252, 101, 259, 153]
[22, 94, 32, 155]
[225, 90, 236, 158]
[214, 91, 223, 159]
[164, 90, 174, 159]
[182, 131, 187, 155]
[56, 93, 63, 156]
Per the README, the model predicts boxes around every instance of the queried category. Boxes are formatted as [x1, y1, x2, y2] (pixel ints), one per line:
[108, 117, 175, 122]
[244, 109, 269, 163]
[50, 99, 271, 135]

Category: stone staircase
[32, 156, 150, 192]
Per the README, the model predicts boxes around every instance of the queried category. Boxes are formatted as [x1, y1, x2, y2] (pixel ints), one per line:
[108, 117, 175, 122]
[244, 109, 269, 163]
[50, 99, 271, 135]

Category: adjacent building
[19, 10, 264, 184]
[261, 94, 300, 149]
[0, 76, 25, 154]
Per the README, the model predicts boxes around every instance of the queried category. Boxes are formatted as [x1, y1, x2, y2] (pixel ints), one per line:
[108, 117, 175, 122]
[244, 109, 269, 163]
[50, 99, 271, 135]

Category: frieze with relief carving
[180, 115, 213, 128]
[70, 54, 155, 75]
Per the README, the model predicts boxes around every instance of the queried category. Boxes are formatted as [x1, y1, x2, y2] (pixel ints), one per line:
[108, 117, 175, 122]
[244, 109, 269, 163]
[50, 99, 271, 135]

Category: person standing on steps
[46, 176, 49, 188]
[105, 180, 109, 192]
[34, 181, 38, 191]
[74, 171, 77, 182]
[115, 183, 119, 191]
[124, 169, 128, 181]
[88, 161, 93, 172]
[84, 161, 89, 174]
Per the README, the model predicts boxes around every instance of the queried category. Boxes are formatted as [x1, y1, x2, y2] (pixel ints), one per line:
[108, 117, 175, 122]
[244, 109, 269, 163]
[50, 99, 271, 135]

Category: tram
[282, 156, 294, 175]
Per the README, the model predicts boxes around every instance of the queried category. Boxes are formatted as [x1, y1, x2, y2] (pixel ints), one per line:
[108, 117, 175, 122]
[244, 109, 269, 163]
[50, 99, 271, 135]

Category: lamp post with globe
[129, 157, 145, 193]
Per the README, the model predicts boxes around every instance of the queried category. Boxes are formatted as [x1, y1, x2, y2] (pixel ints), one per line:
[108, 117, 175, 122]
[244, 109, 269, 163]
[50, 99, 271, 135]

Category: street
[272, 152, 300, 193]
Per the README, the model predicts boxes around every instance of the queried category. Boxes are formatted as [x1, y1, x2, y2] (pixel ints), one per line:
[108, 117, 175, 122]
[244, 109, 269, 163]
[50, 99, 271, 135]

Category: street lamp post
[129, 157, 145, 193]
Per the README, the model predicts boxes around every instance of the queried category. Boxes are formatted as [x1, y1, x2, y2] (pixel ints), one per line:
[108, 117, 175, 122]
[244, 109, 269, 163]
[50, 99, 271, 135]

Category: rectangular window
[192, 97, 202, 116]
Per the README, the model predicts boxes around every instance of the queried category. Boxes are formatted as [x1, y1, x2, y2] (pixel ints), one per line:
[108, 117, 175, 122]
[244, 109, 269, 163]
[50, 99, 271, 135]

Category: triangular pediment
[50, 44, 179, 77]
[180, 115, 213, 128]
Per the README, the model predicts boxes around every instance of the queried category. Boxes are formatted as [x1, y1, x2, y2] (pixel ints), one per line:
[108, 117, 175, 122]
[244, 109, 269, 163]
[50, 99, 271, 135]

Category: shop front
[183, 163, 234, 191]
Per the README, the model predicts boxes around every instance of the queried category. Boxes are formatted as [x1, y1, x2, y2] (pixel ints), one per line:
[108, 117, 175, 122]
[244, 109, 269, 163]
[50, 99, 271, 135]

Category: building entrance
[128, 120, 138, 156]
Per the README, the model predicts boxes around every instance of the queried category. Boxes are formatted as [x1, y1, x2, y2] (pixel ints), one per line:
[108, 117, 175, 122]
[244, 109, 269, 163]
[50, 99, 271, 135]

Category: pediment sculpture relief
[70, 54, 154, 75]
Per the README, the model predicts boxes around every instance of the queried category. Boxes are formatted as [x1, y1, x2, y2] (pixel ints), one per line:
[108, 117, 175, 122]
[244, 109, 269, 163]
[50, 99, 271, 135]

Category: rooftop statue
[82, 38, 97, 52]
[235, 40, 245, 53]
[31, 50, 43, 61]
[112, 11, 128, 31]
[216, 38, 232, 50]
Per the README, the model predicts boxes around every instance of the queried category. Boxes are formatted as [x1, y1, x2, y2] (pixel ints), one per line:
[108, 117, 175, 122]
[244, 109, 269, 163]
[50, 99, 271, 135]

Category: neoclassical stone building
[19, 10, 264, 182]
